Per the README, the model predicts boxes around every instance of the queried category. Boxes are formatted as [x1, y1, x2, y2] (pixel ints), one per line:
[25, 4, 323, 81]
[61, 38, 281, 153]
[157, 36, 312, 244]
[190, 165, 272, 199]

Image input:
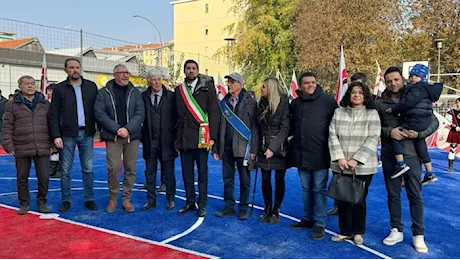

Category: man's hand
[338, 159, 349, 170]
[456, 127, 460, 133]
[117, 127, 129, 138]
[213, 153, 220, 160]
[402, 129, 418, 139]
[54, 138, 63, 149]
[287, 136, 293, 141]
[391, 128, 408, 140]
[385, 107, 392, 113]
[264, 149, 274, 159]
[347, 159, 358, 169]
[250, 153, 256, 160]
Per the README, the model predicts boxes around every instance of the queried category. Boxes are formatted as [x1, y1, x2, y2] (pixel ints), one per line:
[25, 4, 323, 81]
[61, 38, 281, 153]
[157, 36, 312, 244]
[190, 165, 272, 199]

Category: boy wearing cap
[385, 64, 442, 183]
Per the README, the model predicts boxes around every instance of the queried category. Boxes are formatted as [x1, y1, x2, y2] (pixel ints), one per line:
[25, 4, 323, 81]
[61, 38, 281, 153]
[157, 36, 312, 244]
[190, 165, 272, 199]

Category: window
[205, 69, 208, 75]
[205, 47, 208, 56]
[205, 3, 209, 13]
[205, 25, 209, 36]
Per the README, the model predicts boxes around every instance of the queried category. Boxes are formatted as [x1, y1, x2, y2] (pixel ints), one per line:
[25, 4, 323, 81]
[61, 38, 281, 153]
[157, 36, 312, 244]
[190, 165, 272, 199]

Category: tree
[222, 0, 299, 91]
[404, 0, 460, 88]
[168, 53, 185, 88]
[294, 0, 403, 93]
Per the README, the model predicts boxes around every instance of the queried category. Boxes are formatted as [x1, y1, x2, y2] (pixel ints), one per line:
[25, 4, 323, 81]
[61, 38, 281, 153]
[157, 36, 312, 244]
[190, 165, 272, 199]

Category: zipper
[106, 88, 118, 142]
[126, 88, 134, 143]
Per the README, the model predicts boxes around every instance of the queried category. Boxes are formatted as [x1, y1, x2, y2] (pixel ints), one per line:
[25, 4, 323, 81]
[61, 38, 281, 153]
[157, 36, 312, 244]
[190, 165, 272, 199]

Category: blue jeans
[298, 169, 329, 227]
[60, 130, 94, 203]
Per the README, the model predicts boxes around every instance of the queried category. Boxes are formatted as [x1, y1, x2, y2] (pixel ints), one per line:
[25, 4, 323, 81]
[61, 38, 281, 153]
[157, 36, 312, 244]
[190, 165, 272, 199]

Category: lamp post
[133, 15, 164, 68]
[434, 38, 445, 82]
[224, 37, 236, 73]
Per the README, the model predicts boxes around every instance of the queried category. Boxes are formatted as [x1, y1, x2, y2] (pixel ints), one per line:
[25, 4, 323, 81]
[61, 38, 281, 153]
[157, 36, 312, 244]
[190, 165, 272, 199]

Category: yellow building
[142, 41, 174, 67]
[171, 0, 236, 82]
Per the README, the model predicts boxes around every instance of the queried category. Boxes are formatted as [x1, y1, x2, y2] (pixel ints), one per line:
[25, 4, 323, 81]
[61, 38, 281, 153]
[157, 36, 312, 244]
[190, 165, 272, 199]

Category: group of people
[2, 57, 457, 254]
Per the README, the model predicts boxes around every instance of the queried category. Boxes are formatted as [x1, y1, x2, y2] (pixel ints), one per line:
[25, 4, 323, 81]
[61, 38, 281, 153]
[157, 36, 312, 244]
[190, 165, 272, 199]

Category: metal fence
[0, 17, 178, 97]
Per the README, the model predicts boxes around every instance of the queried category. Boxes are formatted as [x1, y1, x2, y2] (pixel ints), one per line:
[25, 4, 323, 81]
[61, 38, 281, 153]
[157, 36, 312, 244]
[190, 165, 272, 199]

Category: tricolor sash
[219, 99, 252, 166]
[179, 82, 212, 149]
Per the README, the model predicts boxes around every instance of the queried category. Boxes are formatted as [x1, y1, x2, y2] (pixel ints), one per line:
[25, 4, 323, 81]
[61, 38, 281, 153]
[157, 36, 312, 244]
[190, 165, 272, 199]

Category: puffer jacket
[2, 92, 52, 157]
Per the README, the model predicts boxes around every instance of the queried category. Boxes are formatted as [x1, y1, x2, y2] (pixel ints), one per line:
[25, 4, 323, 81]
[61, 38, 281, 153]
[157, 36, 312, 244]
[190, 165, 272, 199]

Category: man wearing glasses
[94, 64, 145, 213]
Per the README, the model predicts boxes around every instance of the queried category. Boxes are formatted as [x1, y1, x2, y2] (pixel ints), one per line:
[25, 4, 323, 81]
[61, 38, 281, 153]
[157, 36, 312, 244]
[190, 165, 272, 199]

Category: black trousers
[335, 173, 373, 236]
[180, 149, 208, 208]
[222, 150, 251, 211]
[145, 148, 176, 203]
[15, 155, 50, 206]
[382, 153, 424, 236]
[261, 169, 286, 206]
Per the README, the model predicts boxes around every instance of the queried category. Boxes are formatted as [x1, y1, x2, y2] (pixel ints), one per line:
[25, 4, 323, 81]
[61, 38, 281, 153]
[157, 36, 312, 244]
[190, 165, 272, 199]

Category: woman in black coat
[257, 77, 290, 224]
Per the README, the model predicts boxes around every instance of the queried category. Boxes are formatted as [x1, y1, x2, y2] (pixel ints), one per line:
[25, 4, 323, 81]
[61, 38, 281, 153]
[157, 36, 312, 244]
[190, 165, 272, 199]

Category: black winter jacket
[289, 86, 338, 170]
[391, 82, 442, 131]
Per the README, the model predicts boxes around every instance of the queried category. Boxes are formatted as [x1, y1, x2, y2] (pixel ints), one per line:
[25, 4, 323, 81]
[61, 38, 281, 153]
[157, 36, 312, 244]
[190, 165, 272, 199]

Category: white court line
[0, 202, 216, 259]
[0, 176, 391, 259]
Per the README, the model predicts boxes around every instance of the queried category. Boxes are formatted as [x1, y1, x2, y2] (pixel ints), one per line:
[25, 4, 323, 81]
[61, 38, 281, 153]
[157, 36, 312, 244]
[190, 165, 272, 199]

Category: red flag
[289, 70, 299, 100]
[335, 46, 348, 104]
[40, 54, 50, 100]
[216, 72, 227, 101]
[374, 60, 386, 98]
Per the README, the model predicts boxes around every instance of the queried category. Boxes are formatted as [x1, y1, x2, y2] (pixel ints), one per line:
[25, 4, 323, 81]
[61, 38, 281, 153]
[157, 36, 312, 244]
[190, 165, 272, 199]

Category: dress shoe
[141, 202, 157, 211]
[166, 200, 175, 210]
[122, 200, 135, 213]
[238, 210, 248, 220]
[59, 201, 71, 213]
[139, 184, 148, 190]
[38, 203, 50, 213]
[198, 207, 206, 217]
[157, 184, 167, 192]
[178, 204, 197, 214]
[18, 205, 29, 215]
[85, 201, 99, 211]
[214, 207, 236, 217]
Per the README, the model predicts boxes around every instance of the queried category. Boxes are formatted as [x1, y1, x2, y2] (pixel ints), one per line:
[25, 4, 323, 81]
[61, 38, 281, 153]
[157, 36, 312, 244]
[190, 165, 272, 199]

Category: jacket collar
[105, 79, 135, 93]
[14, 91, 46, 104]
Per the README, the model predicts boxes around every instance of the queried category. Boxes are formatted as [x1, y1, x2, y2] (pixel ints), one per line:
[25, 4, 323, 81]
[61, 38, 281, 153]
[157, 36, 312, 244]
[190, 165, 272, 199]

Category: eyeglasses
[115, 71, 130, 75]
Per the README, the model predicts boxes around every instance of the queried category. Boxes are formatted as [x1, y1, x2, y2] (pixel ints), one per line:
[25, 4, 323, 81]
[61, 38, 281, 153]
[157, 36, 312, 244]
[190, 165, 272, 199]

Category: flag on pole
[40, 53, 50, 100]
[335, 46, 348, 104]
[216, 72, 227, 101]
[289, 70, 299, 101]
[374, 60, 386, 98]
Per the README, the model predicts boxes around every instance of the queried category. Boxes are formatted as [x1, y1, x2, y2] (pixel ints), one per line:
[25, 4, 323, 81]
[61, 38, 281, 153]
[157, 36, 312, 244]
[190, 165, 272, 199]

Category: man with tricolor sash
[174, 60, 220, 217]
[213, 72, 258, 220]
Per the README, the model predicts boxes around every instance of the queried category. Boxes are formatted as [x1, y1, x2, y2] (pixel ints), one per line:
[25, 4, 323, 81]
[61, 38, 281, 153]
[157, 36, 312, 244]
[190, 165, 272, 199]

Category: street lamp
[133, 15, 164, 67]
[224, 37, 236, 73]
[434, 38, 445, 82]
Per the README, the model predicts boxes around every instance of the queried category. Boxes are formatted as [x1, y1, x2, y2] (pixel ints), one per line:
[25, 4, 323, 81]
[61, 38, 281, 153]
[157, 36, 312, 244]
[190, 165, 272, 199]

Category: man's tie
[154, 94, 158, 107]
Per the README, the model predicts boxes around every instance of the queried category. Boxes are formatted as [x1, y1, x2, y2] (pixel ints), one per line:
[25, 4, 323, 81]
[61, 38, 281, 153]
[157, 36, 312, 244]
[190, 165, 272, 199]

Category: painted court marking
[0, 201, 216, 259]
[0, 177, 391, 259]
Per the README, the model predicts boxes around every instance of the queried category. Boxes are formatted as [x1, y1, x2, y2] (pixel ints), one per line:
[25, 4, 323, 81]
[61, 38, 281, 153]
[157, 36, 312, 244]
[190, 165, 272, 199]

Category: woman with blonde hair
[257, 77, 290, 224]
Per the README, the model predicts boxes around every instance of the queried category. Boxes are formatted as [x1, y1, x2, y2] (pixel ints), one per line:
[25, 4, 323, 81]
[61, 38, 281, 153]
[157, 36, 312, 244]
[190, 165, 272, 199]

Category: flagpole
[277, 68, 290, 93]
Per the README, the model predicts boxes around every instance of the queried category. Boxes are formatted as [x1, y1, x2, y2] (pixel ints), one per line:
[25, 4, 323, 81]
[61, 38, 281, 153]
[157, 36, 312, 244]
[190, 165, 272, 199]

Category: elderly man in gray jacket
[213, 72, 258, 220]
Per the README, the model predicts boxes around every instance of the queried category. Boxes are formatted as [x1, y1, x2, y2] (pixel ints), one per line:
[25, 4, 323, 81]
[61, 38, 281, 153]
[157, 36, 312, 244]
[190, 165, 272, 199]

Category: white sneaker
[413, 235, 428, 253]
[383, 228, 404, 246]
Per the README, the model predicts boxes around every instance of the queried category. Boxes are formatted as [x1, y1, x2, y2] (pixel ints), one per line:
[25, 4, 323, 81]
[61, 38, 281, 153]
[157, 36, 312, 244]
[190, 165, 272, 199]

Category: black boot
[268, 204, 280, 225]
[448, 159, 454, 172]
[49, 161, 60, 178]
[259, 201, 272, 222]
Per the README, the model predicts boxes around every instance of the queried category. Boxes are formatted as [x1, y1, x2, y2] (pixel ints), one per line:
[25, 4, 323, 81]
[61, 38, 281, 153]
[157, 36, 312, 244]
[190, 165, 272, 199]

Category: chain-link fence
[0, 17, 173, 97]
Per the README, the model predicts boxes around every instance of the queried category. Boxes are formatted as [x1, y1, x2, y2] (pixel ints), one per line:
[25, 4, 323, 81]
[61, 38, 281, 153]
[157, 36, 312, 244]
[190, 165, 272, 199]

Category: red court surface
[0, 206, 207, 259]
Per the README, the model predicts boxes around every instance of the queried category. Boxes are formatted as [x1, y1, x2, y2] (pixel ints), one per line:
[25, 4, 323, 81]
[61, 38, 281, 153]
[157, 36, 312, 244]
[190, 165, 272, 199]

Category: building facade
[171, 0, 236, 81]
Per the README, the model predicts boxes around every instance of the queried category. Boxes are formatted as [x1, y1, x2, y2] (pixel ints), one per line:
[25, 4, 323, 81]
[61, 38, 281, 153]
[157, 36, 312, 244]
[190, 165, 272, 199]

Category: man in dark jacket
[213, 72, 258, 220]
[175, 60, 220, 217]
[141, 69, 177, 211]
[376, 67, 438, 253]
[94, 64, 145, 213]
[2, 76, 51, 215]
[289, 72, 338, 240]
[50, 58, 98, 213]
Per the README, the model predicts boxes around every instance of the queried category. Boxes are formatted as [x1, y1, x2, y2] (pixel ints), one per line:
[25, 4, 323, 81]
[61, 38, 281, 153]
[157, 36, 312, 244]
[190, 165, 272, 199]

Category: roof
[0, 37, 35, 49]
[46, 46, 93, 56]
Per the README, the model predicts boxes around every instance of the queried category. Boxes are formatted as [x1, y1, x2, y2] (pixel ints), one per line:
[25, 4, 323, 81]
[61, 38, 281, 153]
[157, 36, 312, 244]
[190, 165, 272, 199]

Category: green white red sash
[179, 81, 211, 148]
